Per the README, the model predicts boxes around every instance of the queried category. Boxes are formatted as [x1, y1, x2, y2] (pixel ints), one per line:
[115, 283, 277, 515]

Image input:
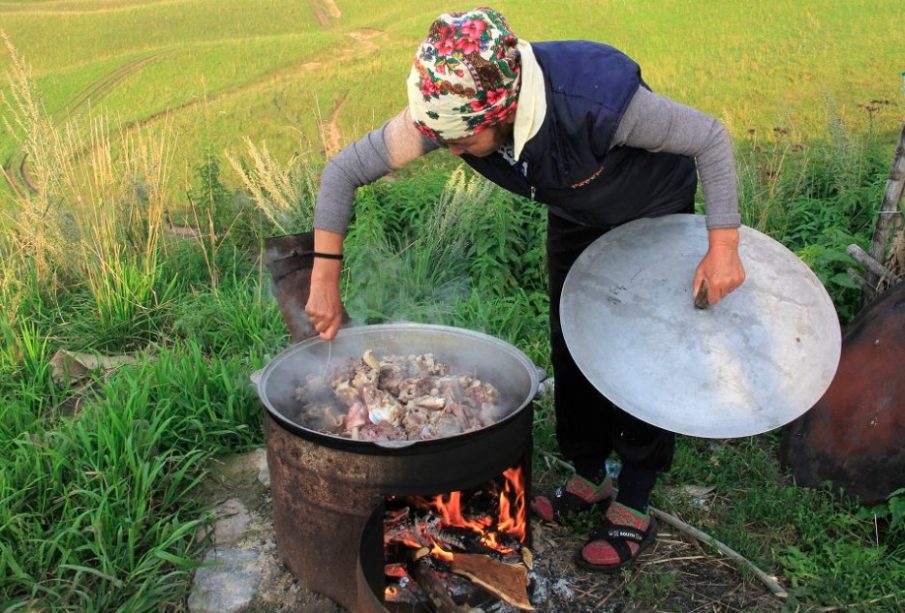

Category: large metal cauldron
[254, 323, 540, 612]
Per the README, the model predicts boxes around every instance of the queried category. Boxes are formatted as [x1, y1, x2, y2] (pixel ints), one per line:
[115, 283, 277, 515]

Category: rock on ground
[188, 547, 262, 613]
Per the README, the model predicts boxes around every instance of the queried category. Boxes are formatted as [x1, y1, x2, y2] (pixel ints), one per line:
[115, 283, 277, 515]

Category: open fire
[383, 466, 533, 611]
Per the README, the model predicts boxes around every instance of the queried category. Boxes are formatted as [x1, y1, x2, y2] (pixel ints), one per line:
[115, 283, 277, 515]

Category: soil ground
[200, 449, 783, 613]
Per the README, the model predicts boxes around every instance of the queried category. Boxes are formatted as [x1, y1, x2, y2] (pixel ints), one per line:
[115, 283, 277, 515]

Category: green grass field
[0, 1, 904, 611]
[2, 0, 903, 181]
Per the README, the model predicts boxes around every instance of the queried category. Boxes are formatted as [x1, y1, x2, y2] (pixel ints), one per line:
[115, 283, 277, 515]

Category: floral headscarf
[406, 7, 521, 142]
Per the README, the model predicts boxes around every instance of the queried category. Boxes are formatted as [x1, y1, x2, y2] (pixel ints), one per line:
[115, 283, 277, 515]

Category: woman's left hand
[692, 227, 746, 306]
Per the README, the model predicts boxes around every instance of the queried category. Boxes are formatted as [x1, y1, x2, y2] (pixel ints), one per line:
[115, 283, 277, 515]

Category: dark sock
[574, 457, 607, 484]
[615, 463, 657, 512]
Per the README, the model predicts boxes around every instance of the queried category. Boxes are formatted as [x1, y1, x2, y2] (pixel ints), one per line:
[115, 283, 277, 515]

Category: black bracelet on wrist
[312, 251, 344, 261]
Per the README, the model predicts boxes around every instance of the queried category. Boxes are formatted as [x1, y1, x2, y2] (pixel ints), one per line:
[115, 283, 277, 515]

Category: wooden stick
[815, 592, 902, 612]
[847, 244, 894, 280]
[411, 559, 469, 613]
[649, 507, 789, 600]
[868, 121, 905, 284]
[846, 267, 875, 294]
[644, 554, 710, 566]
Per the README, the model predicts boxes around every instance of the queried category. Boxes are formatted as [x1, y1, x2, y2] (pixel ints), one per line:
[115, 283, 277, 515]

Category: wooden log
[846, 267, 875, 294]
[846, 244, 894, 280]
[412, 559, 470, 613]
[450, 552, 533, 610]
[868, 122, 905, 285]
[888, 217, 905, 272]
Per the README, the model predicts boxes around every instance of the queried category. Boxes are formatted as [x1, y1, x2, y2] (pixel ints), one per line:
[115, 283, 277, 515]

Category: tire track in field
[51, 51, 172, 122]
[131, 28, 389, 158]
[3, 51, 170, 195]
[133, 57, 326, 127]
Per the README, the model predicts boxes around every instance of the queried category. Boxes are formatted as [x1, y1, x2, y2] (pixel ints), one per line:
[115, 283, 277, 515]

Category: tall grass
[0, 39, 270, 610]
[226, 137, 318, 235]
[0, 342, 261, 612]
[736, 114, 891, 321]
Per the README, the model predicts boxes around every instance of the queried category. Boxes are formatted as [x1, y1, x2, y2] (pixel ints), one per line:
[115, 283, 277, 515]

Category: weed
[169, 273, 288, 355]
[226, 138, 317, 235]
[625, 568, 680, 610]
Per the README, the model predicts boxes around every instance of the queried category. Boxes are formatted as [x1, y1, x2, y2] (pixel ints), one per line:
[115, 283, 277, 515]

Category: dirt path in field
[308, 0, 342, 28]
[319, 93, 348, 158]
[315, 29, 389, 155]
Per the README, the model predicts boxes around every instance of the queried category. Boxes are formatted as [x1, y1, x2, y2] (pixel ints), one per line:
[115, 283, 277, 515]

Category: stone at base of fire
[192, 447, 343, 613]
[188, 548, 262, 613]
[250, 446, 271, 487]
[211, 498, 252, 547]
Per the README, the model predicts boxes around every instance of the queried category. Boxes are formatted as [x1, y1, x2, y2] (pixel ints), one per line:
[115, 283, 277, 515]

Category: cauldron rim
[254, 323, 541, 453]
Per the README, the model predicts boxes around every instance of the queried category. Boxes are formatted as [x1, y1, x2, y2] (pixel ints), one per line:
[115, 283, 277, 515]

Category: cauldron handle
[249, 369, 264, 389]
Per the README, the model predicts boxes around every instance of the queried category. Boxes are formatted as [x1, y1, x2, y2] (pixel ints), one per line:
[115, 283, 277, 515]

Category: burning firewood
[411, 559, 471, 613]
[450, 552, 533, 611]
[385, 513, 470, 553]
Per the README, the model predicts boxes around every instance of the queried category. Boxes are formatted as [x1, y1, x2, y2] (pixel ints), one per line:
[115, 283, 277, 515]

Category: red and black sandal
[530, 473, 613, 523]
[576, 502, 657, 572]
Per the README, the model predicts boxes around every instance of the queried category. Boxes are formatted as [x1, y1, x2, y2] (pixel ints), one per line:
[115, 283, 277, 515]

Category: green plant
[625, 568, 680, 610]
[169, 272, 288, 356]
[225, 138, 318, 235]
[736, 119, 888, 322]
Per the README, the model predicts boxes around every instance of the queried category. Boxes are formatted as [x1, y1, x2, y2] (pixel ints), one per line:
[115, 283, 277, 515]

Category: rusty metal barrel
[780, 281, 905, 503]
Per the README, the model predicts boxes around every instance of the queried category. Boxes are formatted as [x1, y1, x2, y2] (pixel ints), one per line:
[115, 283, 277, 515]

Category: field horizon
[2, 0, 904, 195]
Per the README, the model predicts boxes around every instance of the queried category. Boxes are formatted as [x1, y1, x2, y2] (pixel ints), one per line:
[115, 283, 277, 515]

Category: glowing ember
[399, 466, 527, 558]
[383, 466, 533, 610]
[431, 542, 454, 561]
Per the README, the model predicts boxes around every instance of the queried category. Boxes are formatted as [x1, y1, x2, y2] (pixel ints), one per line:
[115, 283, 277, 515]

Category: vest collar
[513, 40, 546, 160]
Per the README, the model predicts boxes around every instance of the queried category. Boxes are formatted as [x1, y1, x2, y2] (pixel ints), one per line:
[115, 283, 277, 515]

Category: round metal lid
[560, 214, 842, 438]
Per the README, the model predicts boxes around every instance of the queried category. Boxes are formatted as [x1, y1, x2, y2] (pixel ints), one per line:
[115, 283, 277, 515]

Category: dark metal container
[254, 323, 540, 611]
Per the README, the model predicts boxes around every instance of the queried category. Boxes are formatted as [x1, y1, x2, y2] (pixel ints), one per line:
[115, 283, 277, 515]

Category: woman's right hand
[306, 264, 343, 340]
[305, 230, 346, 341]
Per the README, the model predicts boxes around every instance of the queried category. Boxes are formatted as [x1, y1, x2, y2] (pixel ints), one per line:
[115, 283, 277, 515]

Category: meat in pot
[293, 351, 504, 441]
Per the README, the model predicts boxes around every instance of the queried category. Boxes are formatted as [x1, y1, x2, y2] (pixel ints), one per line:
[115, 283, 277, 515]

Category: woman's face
[444, 117, 515, 158]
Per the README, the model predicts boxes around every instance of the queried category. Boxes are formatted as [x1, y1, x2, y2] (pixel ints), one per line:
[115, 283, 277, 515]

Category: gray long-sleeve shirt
[314, 86, 740, 233]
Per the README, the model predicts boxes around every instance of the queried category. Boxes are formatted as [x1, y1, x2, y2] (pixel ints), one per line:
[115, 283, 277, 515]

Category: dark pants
[546, 203, 693, 509]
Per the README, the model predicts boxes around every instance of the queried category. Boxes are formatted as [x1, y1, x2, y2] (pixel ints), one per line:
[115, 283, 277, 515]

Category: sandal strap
[587, 519, 635, 563]
[579, 516, 658, 571]
[590, 518, 648, 544]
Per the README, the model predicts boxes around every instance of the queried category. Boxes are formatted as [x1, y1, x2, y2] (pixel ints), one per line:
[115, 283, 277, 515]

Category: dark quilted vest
[462, 41, 697, 227]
